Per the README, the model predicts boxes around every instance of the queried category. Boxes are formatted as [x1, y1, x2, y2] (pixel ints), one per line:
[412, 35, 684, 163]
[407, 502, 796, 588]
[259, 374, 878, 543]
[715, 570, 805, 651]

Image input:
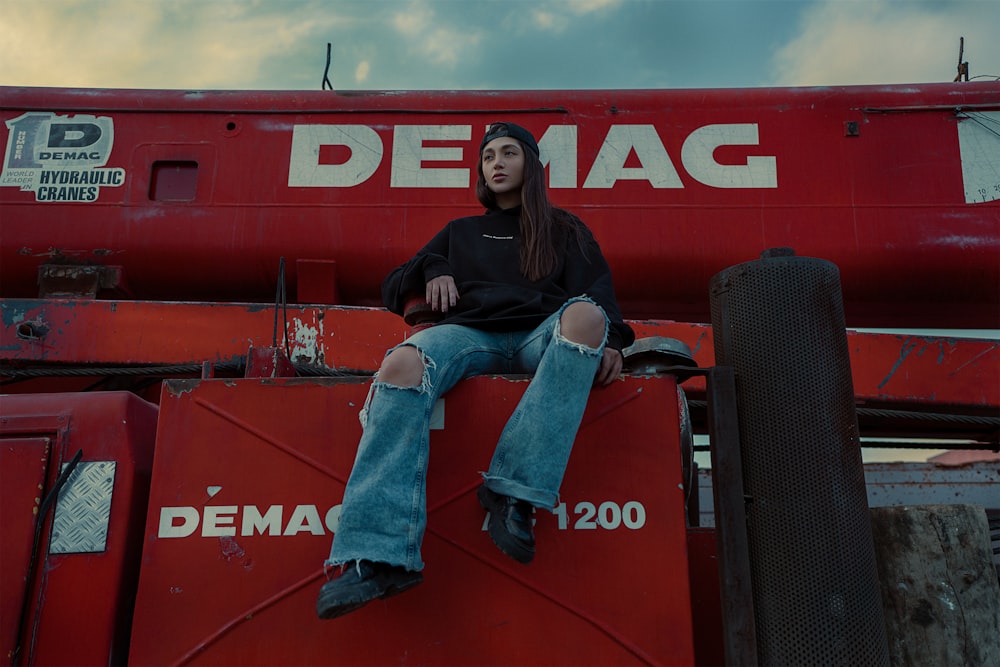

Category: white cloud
[2, 2, 164, 87]
[1, 0, 340, 89]
[391, 2, 434, 35]
[526, 0, 622, 35]
[355, 60, 370, 83]
[771, 0, 1000, 86]
[566, 0, 623, 15]
[390, 1, 482, 68]
[531, 10, 568, 32]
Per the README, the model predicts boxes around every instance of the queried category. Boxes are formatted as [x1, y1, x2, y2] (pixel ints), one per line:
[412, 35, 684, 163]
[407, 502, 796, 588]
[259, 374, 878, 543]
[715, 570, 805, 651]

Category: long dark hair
[475, 140, 582, 281]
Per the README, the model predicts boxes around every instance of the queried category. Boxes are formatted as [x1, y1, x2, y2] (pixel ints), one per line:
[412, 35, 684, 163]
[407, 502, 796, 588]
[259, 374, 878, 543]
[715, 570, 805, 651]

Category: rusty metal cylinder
[709, 249, 889, 665]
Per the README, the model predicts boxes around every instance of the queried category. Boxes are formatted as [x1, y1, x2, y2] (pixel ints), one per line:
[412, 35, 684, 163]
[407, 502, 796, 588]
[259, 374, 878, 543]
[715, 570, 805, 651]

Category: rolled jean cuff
[323, 553, 422, 572]
[480, 473, 559, 510]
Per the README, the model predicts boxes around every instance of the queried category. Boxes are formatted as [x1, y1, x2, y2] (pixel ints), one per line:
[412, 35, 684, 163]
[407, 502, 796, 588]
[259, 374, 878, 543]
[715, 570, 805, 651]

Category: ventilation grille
[710, 253, 889, 665]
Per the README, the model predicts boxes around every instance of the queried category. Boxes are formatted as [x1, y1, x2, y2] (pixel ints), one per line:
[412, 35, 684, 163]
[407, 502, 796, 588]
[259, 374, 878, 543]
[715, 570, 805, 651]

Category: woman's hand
[426, 275, 459, 313]
[594, 347, 623, 386]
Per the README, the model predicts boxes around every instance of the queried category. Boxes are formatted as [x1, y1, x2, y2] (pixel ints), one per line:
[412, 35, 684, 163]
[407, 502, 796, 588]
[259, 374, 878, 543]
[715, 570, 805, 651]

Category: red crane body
[1, 82, 997, 665]
[2, 83, 997, 327]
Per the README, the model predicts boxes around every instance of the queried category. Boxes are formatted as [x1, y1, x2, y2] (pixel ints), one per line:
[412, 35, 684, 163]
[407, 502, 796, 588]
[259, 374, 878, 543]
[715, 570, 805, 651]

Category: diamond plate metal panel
[50, 461, 116, 554]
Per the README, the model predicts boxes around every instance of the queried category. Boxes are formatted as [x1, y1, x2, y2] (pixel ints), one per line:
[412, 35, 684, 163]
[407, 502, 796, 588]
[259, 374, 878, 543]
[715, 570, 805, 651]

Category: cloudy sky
[3, 0, 999, 91]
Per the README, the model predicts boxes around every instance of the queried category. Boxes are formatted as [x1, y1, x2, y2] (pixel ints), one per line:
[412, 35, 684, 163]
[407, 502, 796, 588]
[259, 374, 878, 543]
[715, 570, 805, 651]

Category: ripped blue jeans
[326, 296, 607, 572]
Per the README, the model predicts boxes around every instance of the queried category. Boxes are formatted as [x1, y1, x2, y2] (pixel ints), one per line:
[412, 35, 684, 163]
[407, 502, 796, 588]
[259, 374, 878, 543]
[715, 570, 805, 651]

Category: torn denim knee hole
[553, 315, 605, 357]
[358, 346, 435, 427]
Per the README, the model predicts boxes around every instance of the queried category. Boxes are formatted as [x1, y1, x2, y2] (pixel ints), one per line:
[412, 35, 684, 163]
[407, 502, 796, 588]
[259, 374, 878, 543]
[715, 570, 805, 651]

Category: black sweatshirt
[381, 207, 635, 353]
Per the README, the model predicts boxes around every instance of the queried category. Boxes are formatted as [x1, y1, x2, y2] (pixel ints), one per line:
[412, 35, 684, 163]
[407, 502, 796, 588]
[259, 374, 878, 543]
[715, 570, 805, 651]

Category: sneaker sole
[316, 571, 423, 620]
[477, 486, 535, 564]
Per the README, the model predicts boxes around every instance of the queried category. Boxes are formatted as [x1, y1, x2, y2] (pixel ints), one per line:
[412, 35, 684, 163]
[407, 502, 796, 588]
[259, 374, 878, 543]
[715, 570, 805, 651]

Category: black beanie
[480, 122, 540, 157]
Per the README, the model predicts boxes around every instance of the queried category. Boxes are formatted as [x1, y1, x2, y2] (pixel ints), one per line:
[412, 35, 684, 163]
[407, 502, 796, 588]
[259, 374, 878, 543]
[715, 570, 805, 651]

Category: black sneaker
[316, 560, 423, 620]
[477, 485, 536, 564]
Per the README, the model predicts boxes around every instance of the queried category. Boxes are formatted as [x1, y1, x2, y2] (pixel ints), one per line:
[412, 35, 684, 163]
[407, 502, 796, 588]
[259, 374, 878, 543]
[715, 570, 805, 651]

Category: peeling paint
[218, 536, 253, 570]
[1, 303, 31, 327]
[289, 317, 320, 364]
[164, 379, 201, 396]
[693, 330, 707, 355]
[878, 338, 918, 389]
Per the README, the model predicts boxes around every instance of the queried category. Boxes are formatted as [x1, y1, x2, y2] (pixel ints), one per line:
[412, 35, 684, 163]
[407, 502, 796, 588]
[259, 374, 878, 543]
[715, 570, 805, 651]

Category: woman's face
[481, 136, 525, 209]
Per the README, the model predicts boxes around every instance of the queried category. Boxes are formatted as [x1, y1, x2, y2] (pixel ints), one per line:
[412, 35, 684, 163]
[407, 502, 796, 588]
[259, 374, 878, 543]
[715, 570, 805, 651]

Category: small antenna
[322, 42, 334, 90]
[954, 36, 969, 82]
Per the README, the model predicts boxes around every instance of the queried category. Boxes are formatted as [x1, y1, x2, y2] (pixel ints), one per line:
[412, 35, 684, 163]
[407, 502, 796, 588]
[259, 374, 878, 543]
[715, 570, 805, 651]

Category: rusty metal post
[707, 364, 758, 666]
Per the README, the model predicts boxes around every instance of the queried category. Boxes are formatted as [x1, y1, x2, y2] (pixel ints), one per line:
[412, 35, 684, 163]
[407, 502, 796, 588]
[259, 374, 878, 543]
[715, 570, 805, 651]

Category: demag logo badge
[2, 112, 125, 202]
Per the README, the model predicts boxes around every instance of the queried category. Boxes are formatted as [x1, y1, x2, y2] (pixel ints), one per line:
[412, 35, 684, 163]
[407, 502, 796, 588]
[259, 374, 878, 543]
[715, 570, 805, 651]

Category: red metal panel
[2, 84, 997, 327]
[0, 299, 404, 371]
[632, 322, 1000, 413]
[130, 375, 694, 665]
[0, 393, 158, 666]
[686, 528, 725, 667]
[846, 331, 1000, 411]
[0, 436, 51, 662]
[4, 300, 996, 414]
